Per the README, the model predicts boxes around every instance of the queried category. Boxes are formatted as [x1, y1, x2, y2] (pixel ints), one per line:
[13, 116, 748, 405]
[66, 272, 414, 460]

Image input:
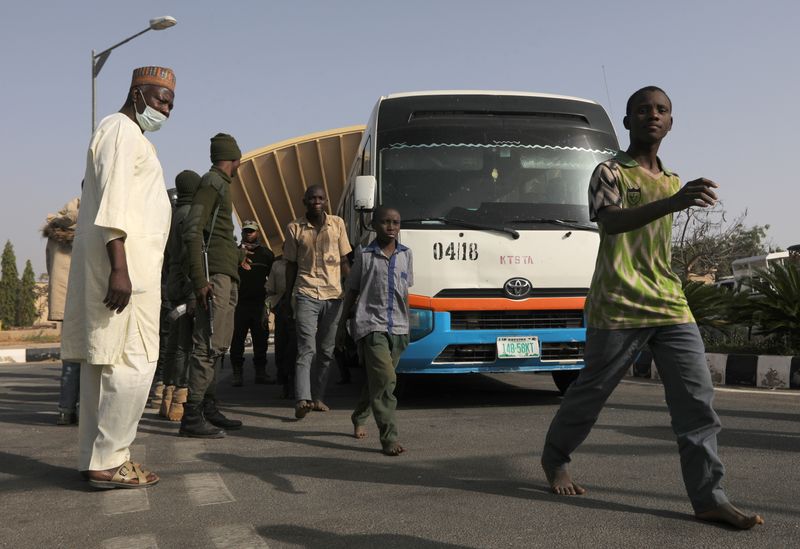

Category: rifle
[203, 244, 214, 337]
[202, 204, 221, 352]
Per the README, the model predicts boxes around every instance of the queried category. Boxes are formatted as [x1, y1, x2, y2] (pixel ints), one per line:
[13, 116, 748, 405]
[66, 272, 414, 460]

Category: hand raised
[671, 178, 719, 211]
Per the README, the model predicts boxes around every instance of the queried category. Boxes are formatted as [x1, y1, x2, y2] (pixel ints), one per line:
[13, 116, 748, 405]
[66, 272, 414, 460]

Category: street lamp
[91, 16, 177, 132]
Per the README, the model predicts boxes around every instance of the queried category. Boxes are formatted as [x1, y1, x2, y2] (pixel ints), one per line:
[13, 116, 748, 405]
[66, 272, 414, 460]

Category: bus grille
[432, 342, 585, 363]
[450, 310, 584, 330]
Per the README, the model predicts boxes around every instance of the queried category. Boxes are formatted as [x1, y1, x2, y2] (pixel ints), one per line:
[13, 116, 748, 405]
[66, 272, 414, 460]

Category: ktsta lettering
[499, 255, 534, 265]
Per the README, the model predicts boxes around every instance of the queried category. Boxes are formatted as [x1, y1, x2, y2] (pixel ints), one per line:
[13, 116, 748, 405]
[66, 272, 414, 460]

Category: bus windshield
[378, 125, 616, 227]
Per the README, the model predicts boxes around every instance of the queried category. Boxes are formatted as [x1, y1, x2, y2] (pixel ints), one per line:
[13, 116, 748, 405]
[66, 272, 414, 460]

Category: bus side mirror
[354, 176, 376, 211]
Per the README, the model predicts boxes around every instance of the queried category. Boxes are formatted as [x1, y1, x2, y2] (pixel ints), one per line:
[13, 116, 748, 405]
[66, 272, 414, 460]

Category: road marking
[208, 524, 270, 548]
[101, 487, 150, 515]
[713, 386, 800, 397]
[184, 472, 235, 506]
[622, 379, 800, 397]
[100, 534, 158, 549]
[172, 439, 207, 462]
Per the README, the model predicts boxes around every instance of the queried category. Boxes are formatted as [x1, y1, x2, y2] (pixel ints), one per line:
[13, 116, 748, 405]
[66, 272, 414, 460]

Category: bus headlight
[409, 308, 433, 341]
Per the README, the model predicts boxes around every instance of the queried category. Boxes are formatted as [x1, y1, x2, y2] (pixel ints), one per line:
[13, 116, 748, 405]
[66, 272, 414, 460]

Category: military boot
[254, 367, 271, 384]
[56, 410, 78, 426]
[167, 387, 188, 421]
[148, 381, 165, 408]
[179, 402, 225, 438]
[231, 365, 244, 387]
[159, 385, 175, 418]
[202, 398, 243, 430]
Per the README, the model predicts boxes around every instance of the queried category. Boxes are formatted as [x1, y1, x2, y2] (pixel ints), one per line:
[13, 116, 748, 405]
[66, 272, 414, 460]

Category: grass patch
[22, 332, 61, 344]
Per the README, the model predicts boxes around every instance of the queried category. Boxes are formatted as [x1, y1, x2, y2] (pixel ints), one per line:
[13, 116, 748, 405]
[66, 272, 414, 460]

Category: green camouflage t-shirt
[584, 152, 693, 329]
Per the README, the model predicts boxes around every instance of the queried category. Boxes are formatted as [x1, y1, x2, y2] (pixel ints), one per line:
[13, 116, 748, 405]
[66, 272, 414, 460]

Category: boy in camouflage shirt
[540, 86, 763, 530]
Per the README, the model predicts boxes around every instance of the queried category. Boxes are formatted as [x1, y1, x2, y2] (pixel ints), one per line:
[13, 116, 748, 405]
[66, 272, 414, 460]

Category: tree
[0, 240, 19, 328]
[16, 260, 38, 327]
[671, 204, 772, 283]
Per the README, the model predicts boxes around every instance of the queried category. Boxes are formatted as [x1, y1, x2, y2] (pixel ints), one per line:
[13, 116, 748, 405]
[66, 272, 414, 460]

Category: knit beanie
[210, 133, 242, 162]
[175, 170, 201, 206]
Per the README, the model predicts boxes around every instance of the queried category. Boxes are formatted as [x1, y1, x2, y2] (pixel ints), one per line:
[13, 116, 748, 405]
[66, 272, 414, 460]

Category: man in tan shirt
[284, 185, 351, 418]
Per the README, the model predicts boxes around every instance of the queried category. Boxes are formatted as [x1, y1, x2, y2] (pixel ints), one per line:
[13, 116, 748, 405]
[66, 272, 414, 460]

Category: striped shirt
[584, 151, 693, 329]
[346, 240, 414, 341]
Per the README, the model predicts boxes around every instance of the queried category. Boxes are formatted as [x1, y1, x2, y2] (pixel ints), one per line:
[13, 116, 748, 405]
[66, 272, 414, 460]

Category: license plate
[496, 336, 540, 359]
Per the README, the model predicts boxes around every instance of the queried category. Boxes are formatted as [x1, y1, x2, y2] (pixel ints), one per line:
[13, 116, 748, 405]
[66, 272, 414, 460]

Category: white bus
[338, 91, 618, 393]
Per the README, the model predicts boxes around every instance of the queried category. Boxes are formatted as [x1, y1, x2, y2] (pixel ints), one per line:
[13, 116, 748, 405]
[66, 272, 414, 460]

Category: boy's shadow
[202, 451, 696, 525]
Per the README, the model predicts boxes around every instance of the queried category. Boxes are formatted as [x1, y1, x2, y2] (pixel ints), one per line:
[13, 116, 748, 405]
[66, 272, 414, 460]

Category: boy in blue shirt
[337, 206, 413, 456]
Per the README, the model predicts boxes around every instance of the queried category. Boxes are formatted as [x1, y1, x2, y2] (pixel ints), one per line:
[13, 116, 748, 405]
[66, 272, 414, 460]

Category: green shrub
[742, 263, 800, 351]
[683, 281, 736, 332]
[685, 265, 800, 355]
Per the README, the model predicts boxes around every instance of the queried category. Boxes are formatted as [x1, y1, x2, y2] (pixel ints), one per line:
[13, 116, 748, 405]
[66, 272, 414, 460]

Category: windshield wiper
[505, 218, 597, 231]
[403, 217, 520, 239]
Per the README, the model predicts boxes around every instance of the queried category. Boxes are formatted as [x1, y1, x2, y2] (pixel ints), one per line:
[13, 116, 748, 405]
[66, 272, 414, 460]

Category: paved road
[1, 359, 798, 549]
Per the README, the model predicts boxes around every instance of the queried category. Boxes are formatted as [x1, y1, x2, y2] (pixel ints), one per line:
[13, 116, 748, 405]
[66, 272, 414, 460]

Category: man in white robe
[62, 66, 175, 489]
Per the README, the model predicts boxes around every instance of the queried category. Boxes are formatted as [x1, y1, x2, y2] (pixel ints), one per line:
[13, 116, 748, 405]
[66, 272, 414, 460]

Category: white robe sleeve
[93, 117, 143, 240]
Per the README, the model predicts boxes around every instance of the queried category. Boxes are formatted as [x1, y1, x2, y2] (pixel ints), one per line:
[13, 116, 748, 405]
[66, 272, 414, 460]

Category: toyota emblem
[504, 277, 532, 299]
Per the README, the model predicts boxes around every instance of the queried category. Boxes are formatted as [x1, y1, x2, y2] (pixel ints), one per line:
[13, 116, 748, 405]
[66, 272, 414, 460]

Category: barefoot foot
[382, 442, 405, 456]
[312, 400, 330, 412]
[695, 503, 764, 529]
[294, 400, 313, 419]
[542, 461, 586, 495]
[353, 425, 367, 439]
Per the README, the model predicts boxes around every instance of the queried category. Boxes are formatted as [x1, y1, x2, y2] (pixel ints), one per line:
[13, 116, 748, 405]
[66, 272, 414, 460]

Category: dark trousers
[162, 311, 193, 387]
[353, 332, 409, 447]
[273, 302, 296, 387]
[541, 323, 729, 513]
[153, 304, 171, 384]
[230, 298, 269, 373]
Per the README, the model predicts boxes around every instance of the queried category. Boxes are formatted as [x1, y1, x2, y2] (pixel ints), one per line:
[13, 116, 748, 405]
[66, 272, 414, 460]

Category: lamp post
[91, 16, 177, 132]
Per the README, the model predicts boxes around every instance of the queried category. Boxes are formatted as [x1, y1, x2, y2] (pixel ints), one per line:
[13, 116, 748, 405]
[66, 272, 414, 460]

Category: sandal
[88, 460, 159, 490]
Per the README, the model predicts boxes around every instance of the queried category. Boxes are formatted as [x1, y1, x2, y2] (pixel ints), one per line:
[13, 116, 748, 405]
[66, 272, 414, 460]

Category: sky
[1, 0, 797, 276]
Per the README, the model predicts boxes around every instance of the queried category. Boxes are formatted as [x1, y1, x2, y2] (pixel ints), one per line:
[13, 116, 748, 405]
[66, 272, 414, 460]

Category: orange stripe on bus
[408, 294, 586, 311]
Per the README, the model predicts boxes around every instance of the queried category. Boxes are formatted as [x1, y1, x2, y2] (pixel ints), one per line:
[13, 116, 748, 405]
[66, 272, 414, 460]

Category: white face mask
[134, 88, 167, 132]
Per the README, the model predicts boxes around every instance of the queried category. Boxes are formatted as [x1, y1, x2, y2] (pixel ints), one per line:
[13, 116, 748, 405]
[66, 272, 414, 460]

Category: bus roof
[382, 90, 600, 106]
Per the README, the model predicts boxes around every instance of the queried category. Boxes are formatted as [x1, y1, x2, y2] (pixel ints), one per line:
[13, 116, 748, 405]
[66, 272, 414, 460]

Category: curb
[629, 351, 800, 390]
[0, 339, 270, 365]
[0, 347, 61, 364]
[4, 345, 800, 391]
